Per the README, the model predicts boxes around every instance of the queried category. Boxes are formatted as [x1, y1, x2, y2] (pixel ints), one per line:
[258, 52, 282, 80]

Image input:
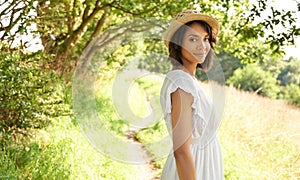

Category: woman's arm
[171, 88, 196, 180]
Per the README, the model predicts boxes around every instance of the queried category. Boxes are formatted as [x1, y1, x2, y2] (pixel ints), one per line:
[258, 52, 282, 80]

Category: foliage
[227, 64, 279, 99]
[0, 0, 36, 48]
[1, 0, 299, 73]
[247, 0, 300, 52]
[259, 56, 286, 78]
[257, 56, 300, 106]
[217, 51, 243, 80]
[95, 95, 130, 137]
[138, 40, 171, 74]
[277, 57, 300, 86]
[0, 49, 68, 137]
[196, 50, 244, 82]
[0, 47, 72, 178]
[282, 83, 300, 107]
[0, 49, 70, 179]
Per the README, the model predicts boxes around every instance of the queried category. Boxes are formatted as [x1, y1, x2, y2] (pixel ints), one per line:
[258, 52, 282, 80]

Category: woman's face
[181, 22, 211, 65]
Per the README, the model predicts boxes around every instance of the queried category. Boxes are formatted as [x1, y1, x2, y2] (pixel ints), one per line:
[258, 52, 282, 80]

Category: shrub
[227, 64, 279, 99]
[282, 83, 300, 107]
[277, 57, 300, 86]
[0, 48, 72, 178]
[0, 48, 72, 170]
[0, 50, 67, 134]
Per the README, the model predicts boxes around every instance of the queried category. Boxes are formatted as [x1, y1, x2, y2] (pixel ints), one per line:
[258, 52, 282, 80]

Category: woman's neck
[173, 64, 197, 78]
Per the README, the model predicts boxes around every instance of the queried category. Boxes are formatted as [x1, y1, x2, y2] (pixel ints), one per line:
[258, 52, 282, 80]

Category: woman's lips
[193, 53, 205, 56]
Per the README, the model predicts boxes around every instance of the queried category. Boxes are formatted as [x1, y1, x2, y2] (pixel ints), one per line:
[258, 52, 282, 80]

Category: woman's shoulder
[162, 69, 198, 94]
[165, 69, 195, 82]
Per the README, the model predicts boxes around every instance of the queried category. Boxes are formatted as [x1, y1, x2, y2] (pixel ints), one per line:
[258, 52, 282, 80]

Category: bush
[0, 48, 72, 177]
[277, 57, 300, 86]
[0, 50, 66, 135]
[0, 49, 71, 170]
[227, 64, 279, 99]
[282, 83, 300, 107]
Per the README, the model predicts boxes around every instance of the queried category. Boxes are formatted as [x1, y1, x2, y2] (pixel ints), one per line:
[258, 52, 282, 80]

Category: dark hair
[168, 20, 217, 72]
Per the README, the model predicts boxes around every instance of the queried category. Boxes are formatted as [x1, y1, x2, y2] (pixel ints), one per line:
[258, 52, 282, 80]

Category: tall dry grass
[216, 84, 300, 179]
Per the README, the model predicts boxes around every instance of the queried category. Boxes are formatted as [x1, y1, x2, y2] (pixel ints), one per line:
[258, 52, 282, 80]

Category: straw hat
[164, 9, 220, 47]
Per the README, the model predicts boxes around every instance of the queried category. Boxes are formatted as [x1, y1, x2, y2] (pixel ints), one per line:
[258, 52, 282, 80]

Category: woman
[160, 10, 224, 179]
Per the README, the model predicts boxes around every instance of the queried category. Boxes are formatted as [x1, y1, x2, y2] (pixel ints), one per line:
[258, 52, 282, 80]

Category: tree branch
[79, 27, 131, 74]
[79, 20, 156, 75]
[84, 6, 108, 49]
[1, 3, 26, 38]
[66, 2, 73, 36]
[82, 0, 90, 21]
[59, 2, 106, 54]
[106, 2, 159, 16]
[0, 1, 13, 17]
[0, 0, 6, 6]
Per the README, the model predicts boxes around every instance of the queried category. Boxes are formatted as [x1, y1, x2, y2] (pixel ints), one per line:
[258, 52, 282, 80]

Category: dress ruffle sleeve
[160, 70, 206, 139]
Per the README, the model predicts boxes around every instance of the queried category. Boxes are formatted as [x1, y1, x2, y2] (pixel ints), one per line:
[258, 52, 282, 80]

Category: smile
[193, 53, 205, 56]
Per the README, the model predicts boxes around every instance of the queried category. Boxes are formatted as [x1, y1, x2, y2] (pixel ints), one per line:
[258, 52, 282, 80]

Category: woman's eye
[189, 38, 198, 42]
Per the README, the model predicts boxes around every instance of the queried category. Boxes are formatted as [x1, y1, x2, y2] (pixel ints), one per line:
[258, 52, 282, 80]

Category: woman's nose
[196, 41, 205, 50]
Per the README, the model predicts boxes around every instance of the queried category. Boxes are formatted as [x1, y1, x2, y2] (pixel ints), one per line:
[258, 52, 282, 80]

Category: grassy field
[0, 116, 140, 179]
[218, 85, 300, 179]
[2, 72, 299, 179]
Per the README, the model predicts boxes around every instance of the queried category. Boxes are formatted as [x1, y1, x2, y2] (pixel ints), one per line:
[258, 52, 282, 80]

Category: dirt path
[125, 130, 160, 180]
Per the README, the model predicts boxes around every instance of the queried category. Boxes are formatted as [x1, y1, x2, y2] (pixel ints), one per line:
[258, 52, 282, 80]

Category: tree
[0, 47, 69, 143]
[277, 57, 300, 86]
[282, 83, 300, 107]
[1, 0, 300, 74]
[227, 64, 279, 99]
[217, 51, 243, 80]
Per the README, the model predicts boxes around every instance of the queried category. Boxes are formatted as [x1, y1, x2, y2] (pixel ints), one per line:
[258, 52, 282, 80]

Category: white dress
[160, 70, 224, 180]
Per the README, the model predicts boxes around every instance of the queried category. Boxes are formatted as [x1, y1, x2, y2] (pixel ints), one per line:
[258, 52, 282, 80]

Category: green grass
[1, 72, 299, 179]
[0, 115, 139, 179]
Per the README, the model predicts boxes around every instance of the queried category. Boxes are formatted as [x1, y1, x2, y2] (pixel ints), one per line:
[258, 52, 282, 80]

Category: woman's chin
[196, 58, 205, 64]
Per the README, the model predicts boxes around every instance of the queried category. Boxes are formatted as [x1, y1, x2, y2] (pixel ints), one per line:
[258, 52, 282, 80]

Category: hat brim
[164, 13, 219, 47]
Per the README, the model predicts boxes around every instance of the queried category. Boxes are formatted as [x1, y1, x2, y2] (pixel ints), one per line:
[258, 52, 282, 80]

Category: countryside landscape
[1, 0, 300, 179]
